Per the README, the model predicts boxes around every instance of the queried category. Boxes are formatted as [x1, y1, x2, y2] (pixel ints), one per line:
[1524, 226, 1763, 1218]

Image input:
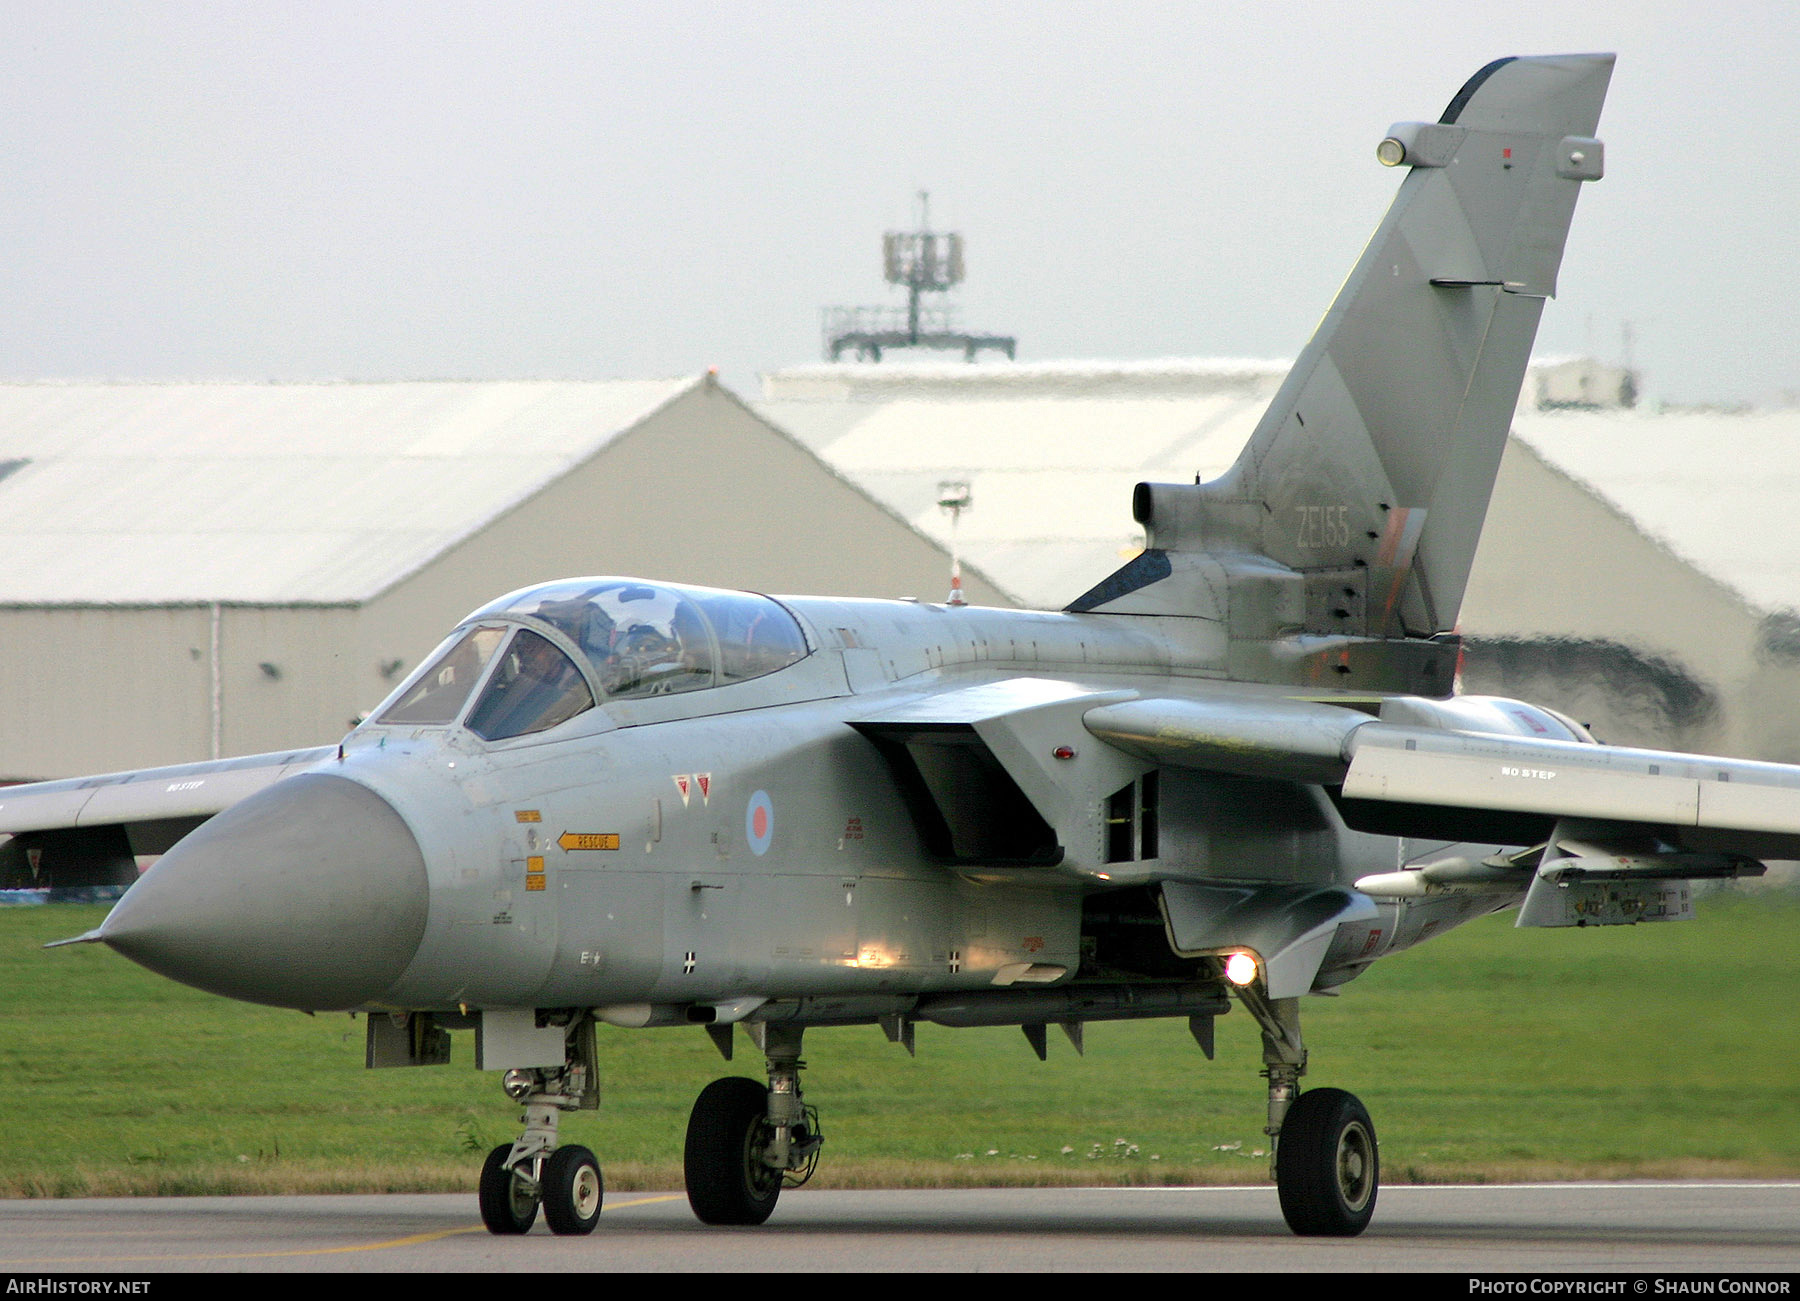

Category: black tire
[478, 1143, 539, 1235]
[1275, 1087, 1379, 1236]
[542, 1144, 604, 1236]
[684, 1076, 782, 1226]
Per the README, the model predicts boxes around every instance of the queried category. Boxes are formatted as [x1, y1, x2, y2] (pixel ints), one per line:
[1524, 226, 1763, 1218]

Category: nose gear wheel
[478, 1144, 539, 1235]
[542, 1144, 604, 1235]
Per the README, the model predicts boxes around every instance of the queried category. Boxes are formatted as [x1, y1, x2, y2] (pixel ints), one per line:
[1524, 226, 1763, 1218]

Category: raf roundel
[745, 790, 774, 856]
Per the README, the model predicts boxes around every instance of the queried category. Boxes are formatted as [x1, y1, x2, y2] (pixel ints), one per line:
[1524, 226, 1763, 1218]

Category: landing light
[502, 1068, 536, 1101]
[1223, 952, 1259, 986]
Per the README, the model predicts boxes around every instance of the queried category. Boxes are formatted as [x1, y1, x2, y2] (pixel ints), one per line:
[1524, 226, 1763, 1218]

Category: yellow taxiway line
[1, 1194, 688, 1266]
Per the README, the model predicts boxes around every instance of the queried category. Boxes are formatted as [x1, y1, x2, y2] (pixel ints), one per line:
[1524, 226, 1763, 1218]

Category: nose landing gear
[477, 1014, 604, 1236]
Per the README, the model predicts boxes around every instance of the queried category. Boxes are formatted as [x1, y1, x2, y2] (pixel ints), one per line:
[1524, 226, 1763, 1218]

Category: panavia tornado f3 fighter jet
[17, 53, 1733, 1238]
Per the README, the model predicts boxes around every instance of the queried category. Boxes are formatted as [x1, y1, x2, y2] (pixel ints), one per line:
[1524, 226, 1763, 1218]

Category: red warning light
[1052, 746, 1076, 761]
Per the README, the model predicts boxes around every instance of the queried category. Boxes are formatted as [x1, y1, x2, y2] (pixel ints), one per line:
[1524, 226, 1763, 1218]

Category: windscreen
[465, 629, 596, 740]
[377, 625, 508, 725]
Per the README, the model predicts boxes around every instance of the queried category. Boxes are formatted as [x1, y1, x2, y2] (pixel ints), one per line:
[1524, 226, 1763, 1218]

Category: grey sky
[1, 2, 1793, 406]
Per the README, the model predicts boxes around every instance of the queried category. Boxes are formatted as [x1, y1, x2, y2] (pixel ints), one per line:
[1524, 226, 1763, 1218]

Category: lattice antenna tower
[823, 192, 1016, 362]
[885, 193, 963, 339]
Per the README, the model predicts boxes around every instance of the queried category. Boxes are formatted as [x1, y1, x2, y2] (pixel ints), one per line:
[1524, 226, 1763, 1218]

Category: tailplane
[1073, 55, 1613, 661]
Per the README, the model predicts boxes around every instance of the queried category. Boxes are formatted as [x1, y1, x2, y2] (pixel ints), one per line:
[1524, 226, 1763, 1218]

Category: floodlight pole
[938, 480, 972, 606]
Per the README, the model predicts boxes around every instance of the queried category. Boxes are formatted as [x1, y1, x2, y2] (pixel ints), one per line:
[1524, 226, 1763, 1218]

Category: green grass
[2, 893, 1796, 1197]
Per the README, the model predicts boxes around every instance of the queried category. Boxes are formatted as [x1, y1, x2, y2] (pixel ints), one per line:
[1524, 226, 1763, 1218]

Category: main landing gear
[685, 1024, 823, 1225]
[478, 1015, 604, 1236]
[1233, 983, 1379, 1236]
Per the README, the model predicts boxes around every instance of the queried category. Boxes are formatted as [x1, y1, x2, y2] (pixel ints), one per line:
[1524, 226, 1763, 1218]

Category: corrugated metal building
[8, 363, 1791, 780]
[0, 376, 1005, 780]
[759, 359, 1287, 607]
[757, 360, 1800, 761]
[1463, 408, 1800, 759]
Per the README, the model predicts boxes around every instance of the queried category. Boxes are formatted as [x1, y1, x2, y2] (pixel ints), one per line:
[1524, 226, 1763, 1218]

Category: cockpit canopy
[376, 578, 810, 740]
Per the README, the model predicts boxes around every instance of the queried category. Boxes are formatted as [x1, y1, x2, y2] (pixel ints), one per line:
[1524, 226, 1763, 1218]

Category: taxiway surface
[3, 1183, 1797, 1272]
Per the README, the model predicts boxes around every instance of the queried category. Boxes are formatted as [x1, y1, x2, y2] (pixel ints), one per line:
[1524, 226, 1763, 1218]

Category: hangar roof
[0, 378, 699, 605]
[758, 360, 1800, 616]
[758, 360, 1288, 608]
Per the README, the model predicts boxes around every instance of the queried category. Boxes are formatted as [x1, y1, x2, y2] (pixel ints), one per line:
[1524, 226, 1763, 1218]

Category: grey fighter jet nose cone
[99, 773, 430, 1011]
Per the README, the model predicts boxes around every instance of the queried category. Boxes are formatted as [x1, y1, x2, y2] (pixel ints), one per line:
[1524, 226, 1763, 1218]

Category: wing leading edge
[0, 747, 335, 890]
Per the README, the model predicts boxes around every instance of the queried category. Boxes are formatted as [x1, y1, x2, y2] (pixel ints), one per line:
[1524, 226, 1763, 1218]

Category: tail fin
[1073, 54, 1613, 645]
